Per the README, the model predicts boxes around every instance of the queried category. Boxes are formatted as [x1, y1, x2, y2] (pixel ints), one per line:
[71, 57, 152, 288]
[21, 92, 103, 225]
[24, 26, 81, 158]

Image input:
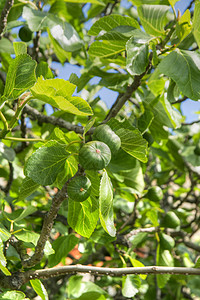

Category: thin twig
[26, 265, 200, 281]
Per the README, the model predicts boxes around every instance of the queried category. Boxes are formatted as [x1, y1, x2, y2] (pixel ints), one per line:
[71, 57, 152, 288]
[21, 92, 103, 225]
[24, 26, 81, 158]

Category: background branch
[23, 105, 85, 134]
[103, 61, 152, 123]
[0, 0, 14, 38]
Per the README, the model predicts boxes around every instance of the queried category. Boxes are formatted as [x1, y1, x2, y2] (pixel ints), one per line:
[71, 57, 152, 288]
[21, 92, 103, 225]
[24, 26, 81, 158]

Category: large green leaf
[88, 14, 139, 36]
[193, 0, 200, 48]
[30, 279, 48, 300]
[126, 29, 153, 75]
[99, 170, 116, 237]
[22, 7, 82, 52]
[158, 49, 200, 100]
[24, 143, 70, 185]
[18, 177, 40, 200]
[30, 77, 93, 116]
[0, 238, 11, 276]
[138, 5, 170, 36]
[48, 234, 79, 267]
[2, 54, 36, 102]
[108, 119, 148, 163]
[68, 197, 99, 238]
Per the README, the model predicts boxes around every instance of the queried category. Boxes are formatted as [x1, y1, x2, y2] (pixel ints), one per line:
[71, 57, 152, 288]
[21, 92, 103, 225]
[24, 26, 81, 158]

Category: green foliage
[0, 0, 200, 299]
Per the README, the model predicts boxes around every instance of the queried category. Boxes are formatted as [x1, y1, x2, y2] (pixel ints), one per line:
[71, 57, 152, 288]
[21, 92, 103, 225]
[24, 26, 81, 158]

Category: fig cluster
[68, 124, 121, 202]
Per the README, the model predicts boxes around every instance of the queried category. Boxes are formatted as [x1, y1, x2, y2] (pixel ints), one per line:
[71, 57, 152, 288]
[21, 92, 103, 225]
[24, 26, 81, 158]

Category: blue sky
[51, 0, 200, 122]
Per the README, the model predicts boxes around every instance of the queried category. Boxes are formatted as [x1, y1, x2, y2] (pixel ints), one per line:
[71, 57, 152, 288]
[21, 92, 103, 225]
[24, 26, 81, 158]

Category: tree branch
[23, 105, 85, 134]
[0, 0, 14, 39]
[2, 264, 200, 290]
[103, 64, 151, 123]
[25, 265, 200, 281]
